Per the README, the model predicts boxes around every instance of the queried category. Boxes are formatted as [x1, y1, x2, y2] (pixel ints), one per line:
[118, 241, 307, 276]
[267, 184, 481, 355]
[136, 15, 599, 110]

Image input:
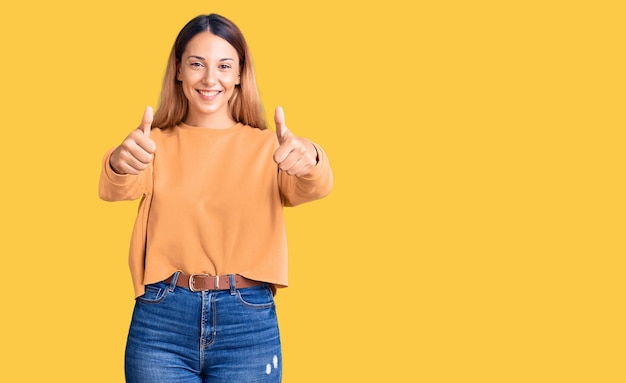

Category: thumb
[274, 106, 290, 143]
[141, 106, 153, 136]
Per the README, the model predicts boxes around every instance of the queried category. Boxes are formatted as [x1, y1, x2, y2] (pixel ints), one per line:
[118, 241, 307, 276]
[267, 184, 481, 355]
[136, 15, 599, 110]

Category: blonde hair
[152, 14, 266, 130]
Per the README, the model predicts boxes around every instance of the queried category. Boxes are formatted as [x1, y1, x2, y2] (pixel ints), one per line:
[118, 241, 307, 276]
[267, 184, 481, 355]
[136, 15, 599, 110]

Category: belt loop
[168, 271, 181, 292]
[229, 274, 236, 295]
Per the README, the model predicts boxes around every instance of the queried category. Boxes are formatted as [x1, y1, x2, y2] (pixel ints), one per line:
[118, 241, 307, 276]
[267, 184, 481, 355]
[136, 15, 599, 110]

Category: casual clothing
[125, 273, 282, 383]
[99, 122, 333, 297]
[101, 121, 332, 382]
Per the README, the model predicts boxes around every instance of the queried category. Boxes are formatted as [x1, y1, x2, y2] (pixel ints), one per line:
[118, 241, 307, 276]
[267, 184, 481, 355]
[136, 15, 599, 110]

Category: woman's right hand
[109, 106, 156, 175]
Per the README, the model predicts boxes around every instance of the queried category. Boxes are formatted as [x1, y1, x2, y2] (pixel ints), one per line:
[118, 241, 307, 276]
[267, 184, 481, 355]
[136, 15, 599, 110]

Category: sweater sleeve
[98, 147, 152, 202]
[278, 141, 333, 207]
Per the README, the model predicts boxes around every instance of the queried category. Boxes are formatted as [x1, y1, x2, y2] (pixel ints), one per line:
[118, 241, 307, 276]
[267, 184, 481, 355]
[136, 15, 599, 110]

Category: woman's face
[177, 31, 241, 127]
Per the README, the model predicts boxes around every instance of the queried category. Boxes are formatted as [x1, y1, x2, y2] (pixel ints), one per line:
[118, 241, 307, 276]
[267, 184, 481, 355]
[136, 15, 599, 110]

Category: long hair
[152, 14, 266, 130]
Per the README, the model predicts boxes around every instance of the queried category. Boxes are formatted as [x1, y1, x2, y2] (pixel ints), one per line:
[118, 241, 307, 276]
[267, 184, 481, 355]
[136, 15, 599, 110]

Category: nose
[204, 67, 217, 86]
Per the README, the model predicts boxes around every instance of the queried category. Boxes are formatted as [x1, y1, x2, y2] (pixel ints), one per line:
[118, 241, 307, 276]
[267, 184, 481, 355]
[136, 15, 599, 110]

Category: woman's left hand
[273, 106, 318, 177]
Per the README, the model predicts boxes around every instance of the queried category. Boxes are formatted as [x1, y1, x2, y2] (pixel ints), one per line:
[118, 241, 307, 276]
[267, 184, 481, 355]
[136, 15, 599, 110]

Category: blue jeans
[125, 273, 282, 383]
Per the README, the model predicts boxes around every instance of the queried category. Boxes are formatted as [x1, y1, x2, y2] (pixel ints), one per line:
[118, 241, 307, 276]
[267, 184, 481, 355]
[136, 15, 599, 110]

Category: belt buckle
[188, 274, 210, 292]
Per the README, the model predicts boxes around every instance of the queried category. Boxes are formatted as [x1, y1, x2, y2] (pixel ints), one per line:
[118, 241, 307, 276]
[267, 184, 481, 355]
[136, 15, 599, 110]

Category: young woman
[99, 13, 333, 383]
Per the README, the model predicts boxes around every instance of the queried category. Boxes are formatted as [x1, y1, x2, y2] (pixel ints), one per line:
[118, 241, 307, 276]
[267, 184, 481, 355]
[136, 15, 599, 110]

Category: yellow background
[0, 0, 624, 382]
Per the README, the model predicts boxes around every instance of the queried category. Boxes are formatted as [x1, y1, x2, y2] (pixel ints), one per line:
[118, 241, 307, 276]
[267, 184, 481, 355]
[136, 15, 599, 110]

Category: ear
[176, 65, 182, 81]
[236, 73, 241, 86]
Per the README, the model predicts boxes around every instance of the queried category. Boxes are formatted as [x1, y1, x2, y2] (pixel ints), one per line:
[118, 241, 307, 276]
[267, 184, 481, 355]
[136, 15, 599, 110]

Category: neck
[184, 111, 237, 129]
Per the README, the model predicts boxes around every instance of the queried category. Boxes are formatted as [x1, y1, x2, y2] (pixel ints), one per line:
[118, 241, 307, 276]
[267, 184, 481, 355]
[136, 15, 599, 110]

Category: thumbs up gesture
[109, 106, 156, 175]
[273, 106, 318, 177]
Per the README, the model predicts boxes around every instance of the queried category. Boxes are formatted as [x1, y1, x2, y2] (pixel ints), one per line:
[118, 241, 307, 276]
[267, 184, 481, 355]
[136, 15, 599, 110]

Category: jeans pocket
[236, 285, 275, 309]
[136, 282, 170, 304]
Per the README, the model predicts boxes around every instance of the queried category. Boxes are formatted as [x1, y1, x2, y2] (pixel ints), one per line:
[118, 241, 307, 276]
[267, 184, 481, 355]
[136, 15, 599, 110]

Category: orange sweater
[99, 123, 333, 297]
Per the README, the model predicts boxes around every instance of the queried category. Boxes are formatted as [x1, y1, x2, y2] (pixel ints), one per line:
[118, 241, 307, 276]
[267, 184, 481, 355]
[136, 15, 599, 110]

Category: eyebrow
[187, 55, 235, 62]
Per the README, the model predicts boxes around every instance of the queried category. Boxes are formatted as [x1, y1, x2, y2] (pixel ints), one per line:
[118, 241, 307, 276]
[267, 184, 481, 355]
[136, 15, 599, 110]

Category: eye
[190, 62, 204, 68]
[219, 63, 232, 70]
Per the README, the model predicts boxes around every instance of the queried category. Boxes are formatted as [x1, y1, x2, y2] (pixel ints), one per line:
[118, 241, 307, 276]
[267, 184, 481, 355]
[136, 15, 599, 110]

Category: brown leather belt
[165, 273, 263, 292]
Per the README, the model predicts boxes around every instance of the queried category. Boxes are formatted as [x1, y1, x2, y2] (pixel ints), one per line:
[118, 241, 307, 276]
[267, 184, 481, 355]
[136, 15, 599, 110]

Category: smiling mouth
[198, 90, 220, 97]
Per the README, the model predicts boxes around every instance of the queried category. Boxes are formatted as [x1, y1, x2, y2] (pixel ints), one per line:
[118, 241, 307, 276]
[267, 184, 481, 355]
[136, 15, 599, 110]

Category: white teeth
[199, 90, 219, 97]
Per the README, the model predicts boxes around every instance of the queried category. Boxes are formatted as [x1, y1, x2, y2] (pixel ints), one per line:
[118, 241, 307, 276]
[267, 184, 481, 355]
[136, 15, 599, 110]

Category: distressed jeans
[125, 273, 282, 383]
